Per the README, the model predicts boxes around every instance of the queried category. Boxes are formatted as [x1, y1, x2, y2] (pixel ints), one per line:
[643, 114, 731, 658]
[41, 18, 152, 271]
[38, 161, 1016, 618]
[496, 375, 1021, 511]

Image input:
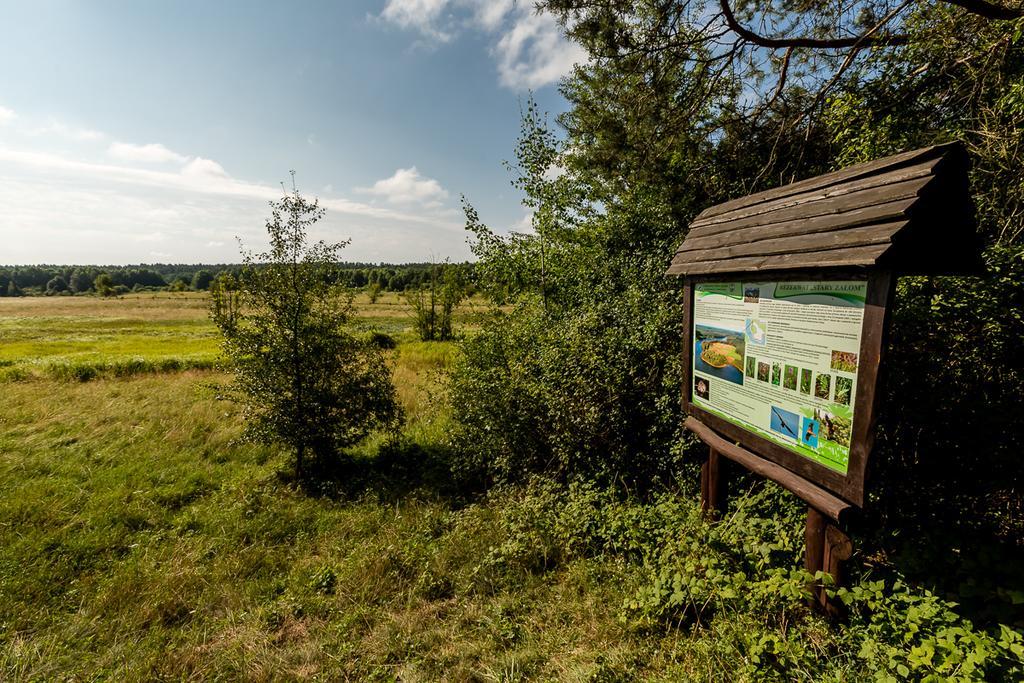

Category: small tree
[46, 276, 68, 294]
[211, 184, 400, 477]
[69, 270, 92, 293]
[406, 261, 464, 341]
[191, 270, 214, 290]
[366, 281, 382, 304]
[93, 273, 114, 297]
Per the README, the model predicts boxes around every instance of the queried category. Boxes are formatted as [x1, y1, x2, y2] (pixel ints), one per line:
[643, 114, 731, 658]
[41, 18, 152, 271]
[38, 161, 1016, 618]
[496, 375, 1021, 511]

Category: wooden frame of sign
[666, 143, 979, 613]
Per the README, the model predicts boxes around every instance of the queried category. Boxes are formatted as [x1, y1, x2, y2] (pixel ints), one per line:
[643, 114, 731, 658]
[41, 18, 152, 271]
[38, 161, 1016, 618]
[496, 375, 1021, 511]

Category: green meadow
[0, 294, 676, 680]
[2, 294, 1020, 681]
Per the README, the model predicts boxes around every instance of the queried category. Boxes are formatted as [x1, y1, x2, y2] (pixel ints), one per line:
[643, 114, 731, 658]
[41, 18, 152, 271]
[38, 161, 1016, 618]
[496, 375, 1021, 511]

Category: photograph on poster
[801, 418, 820, 449]
[770, 406, 800, 439]
[694, 324, 745, 386]
[815, 373, 832, 400]
[784, 365, 798, 391]
[800, 368, 813, 394]
[694, 376, 710, 401]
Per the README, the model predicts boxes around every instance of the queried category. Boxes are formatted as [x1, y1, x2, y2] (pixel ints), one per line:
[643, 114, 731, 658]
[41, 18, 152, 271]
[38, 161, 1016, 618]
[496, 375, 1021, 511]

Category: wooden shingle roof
[667, 142, 979, 277]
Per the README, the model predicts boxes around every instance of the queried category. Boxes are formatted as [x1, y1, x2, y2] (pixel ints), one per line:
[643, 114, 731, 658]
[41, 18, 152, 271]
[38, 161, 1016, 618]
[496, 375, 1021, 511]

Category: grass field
[0, 292, 484, 382]
[0, 293, 692, 681]
[3, 294, 1015, 681]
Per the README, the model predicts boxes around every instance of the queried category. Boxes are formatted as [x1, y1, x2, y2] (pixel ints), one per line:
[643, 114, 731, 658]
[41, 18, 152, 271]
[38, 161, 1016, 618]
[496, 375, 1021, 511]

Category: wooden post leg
[804, 506, 827, 608]
[700, 448, 727, 520]
[805, 507, 853, 615]
[822, 525, 853, 617]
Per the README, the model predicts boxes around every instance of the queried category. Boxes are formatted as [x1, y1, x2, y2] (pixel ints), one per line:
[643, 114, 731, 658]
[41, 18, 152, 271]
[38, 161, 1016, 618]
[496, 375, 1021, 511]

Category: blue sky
[0, 1, 583, 264]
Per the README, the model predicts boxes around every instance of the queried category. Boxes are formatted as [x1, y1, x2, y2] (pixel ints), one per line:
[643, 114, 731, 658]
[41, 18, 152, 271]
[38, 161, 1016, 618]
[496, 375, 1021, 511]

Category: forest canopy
[0, 262, 474, 295]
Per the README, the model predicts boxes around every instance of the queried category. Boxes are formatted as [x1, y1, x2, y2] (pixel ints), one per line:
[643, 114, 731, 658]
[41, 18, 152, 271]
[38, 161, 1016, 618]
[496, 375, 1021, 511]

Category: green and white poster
[690, 281, 866, 474]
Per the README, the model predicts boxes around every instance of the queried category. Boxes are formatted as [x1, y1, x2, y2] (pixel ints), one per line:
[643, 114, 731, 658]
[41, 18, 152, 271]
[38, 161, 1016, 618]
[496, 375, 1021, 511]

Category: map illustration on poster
[691, 281, 867, 474]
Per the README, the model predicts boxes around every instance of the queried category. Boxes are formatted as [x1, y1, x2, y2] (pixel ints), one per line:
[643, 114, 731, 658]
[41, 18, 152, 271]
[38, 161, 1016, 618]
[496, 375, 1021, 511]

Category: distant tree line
[0, 262, 475, 296]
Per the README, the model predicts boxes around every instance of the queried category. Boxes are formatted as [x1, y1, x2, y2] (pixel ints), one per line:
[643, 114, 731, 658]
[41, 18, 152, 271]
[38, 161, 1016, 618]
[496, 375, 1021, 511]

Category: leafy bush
[93, 273, 114, 297]
[406, 262, 464, 341]
[452, 479, 1024, 681]
[45, 276, 68, 294]
[448, 285, 689, 488]
[450, 104, 693, 490]
[365, 331, 397, 350]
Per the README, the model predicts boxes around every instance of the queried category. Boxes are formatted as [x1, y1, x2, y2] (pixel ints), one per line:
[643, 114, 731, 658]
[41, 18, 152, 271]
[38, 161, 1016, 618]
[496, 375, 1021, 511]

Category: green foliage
[190, 269, 214, 290]
[93, 273, 114, 297]
[42, 357, 216, 382]
[452, 100, 691, 489]
[449, 290, 688, 487]
[365, 330, 397, 350]
[816, 11, 1024, 623]
[406, 261, 465, 341]
[366, 280, 382, 304]
[835, 578, 1024, 682]
[68, 269, 92, 293]
[45, 276, 67, 294]
[450, 5, 1024, 679]
[211, 187, 401, 476]
[450, 479, 1024, 681]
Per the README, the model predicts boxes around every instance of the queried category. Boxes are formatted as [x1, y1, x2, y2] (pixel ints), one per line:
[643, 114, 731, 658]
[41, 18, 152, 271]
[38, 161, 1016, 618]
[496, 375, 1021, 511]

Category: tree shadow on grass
[281, 437, 483, 507]
[854, 275, 1024, 630]
[860, 476, 1024, 630]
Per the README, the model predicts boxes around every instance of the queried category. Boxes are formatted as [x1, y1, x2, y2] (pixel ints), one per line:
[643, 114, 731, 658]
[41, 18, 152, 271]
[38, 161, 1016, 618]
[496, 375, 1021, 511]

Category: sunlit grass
[0, 295, 678, 681]
[0, 291, 486, 381]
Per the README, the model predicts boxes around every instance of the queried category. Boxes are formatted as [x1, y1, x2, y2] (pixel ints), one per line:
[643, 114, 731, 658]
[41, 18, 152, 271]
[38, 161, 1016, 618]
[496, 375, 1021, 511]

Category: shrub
[45, 276, 68, 294]
[211, 185, 401, 477]
[365, 331, 397, 350]
[464, 480, 1024, 681]
[366, 281, 382, 304]
[191, 270, 214, 291]
[447, 281, 690, 489]
[407, 262, 464, 341]
[94, 274, 114, 297]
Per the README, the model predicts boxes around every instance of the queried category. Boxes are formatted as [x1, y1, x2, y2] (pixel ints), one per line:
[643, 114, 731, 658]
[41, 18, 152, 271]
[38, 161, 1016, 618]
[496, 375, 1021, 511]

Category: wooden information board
[666, 143, 979, 611]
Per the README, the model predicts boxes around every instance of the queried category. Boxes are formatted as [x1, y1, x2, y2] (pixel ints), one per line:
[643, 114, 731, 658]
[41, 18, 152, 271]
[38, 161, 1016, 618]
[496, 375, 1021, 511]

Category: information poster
[690, 281, 867, 474]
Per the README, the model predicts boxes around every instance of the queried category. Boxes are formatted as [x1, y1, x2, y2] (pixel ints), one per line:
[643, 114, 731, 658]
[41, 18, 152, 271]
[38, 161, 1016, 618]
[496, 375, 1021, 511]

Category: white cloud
[181, 157, 230, 179]
[355, 166, 449, 205]
[378, 0, 582, 90]
[493, 9, 586, 89]
[0, 105, 15, 124]
[471, 0, 514, 31]
[31, 118, 104, 141]
[380, 0, 454, 42]
[0, 146, 467, 265]
[510, 208, 534, 233]
[108, 142, 188, 164]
